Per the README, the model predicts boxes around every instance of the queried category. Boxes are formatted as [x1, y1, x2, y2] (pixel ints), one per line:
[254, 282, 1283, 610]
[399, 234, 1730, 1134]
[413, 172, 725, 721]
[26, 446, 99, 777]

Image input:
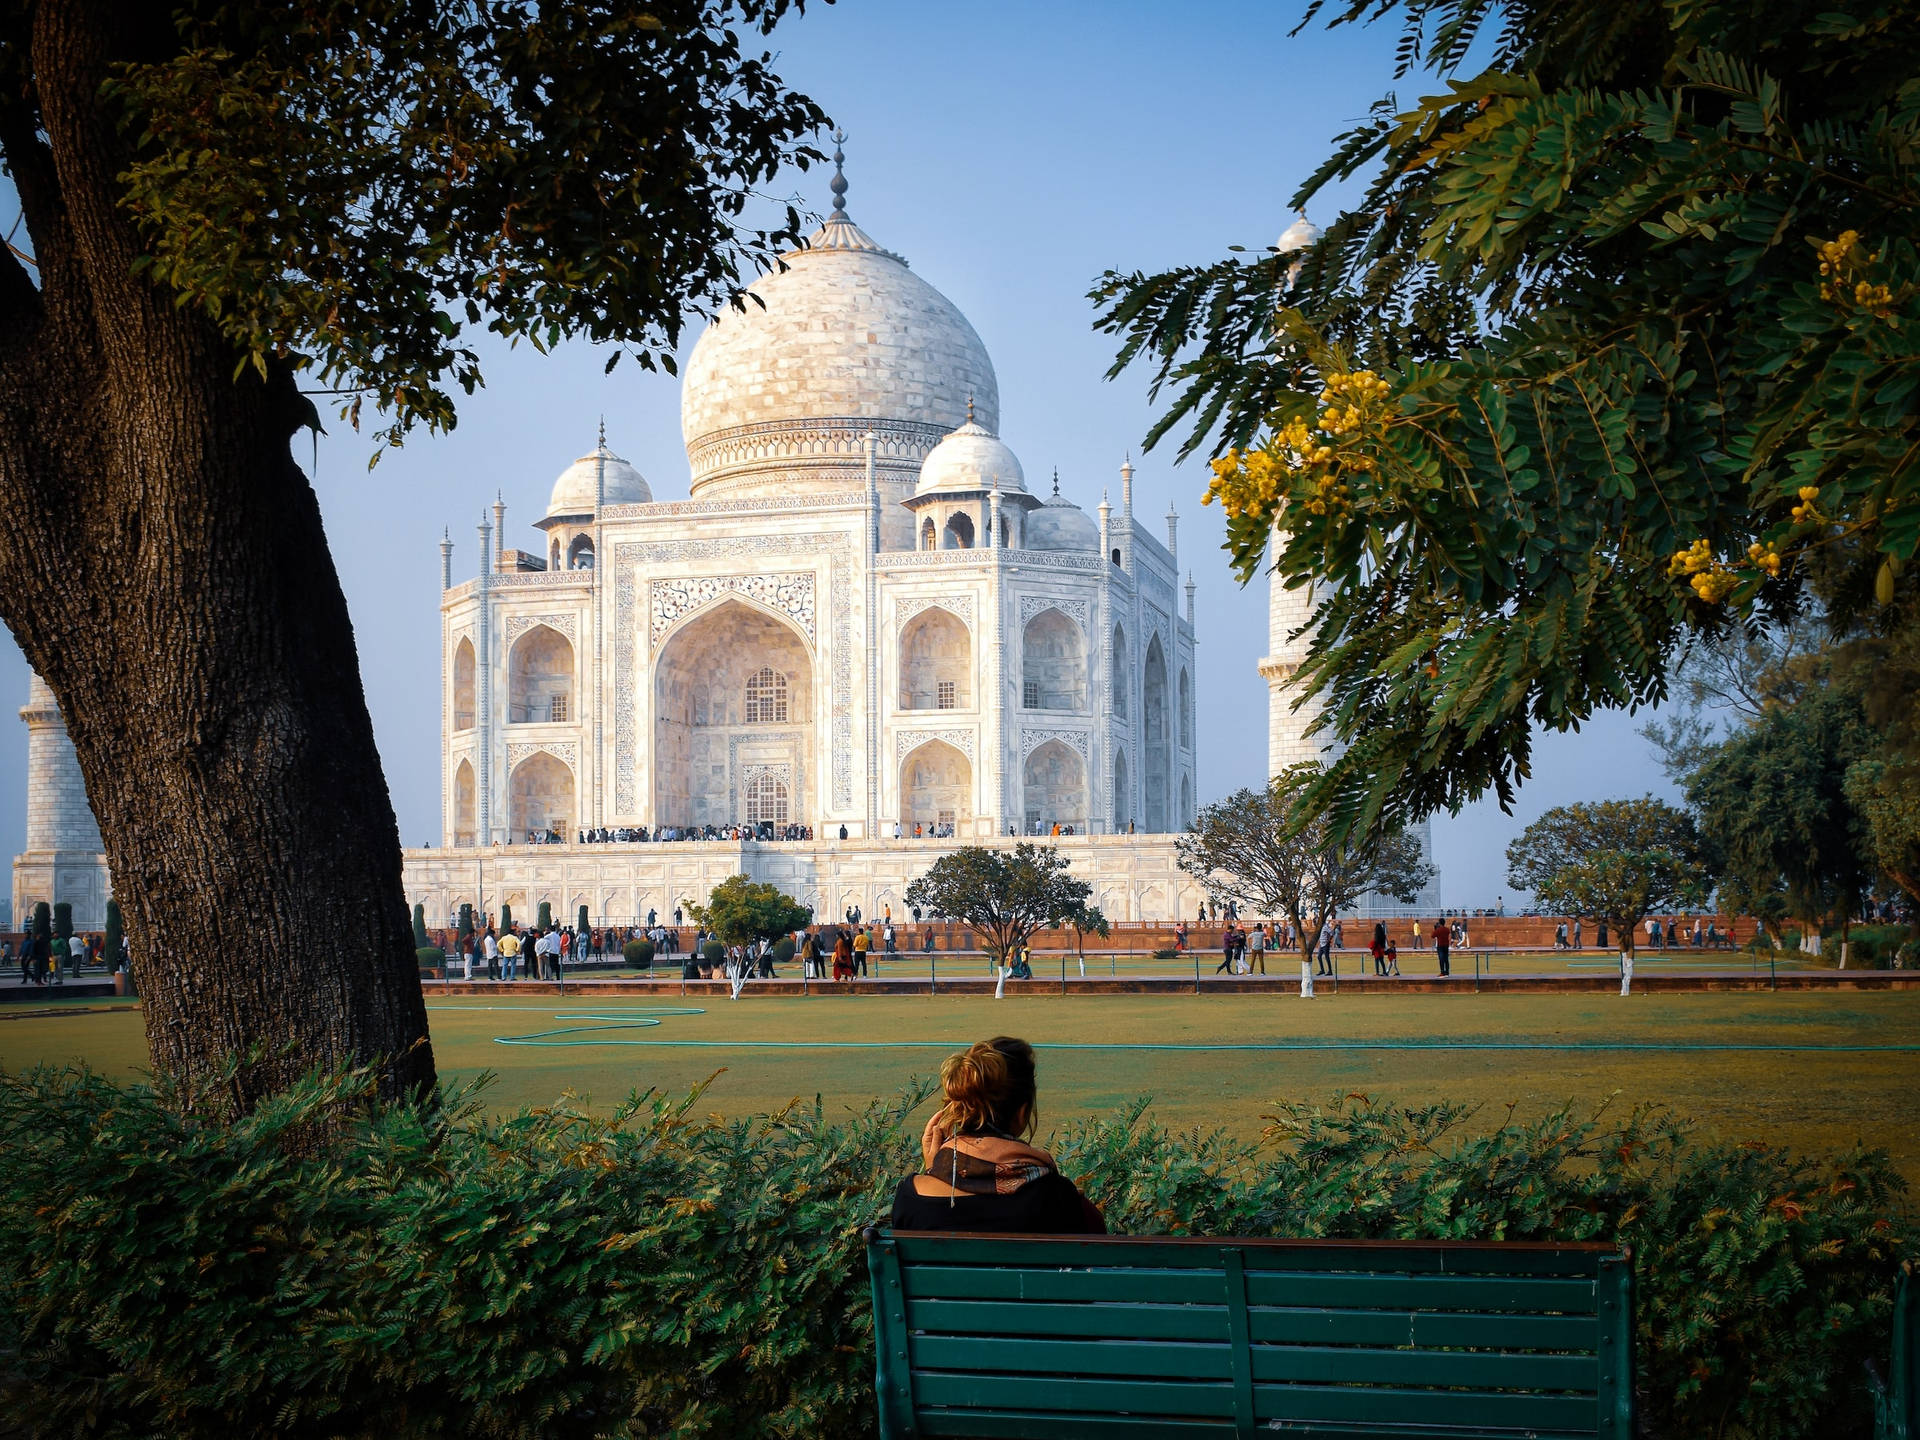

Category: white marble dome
[1276, 213, 1323, 254]
[916, 417, 1025, 496]
[547, 441, 650, 519]
[1025, 488, 1100, 551]
[680, 216, 999, 498]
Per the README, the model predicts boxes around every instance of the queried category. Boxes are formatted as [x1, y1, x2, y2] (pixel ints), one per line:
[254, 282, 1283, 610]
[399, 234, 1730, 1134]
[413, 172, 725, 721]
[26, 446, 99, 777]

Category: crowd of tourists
[9, 929, 127, 986]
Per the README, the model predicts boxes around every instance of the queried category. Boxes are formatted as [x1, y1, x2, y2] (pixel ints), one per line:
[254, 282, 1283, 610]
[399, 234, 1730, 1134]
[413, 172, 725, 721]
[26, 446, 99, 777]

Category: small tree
[458, 905, 474, 951]
[31, 903, 50, 949]
[1064, 901, 1109, 960]
[411, 903, 428, 949]
[500, 904, 512, 933]
[905, 844, 1091, 969]
[686, 874, 811, 948]
[1177, 766, 1434, 964]
[1506, 799, 1708, 960]
[52, 903, 73, 942]
[537, 902, 552, 932]
[577, 904, 590, 936]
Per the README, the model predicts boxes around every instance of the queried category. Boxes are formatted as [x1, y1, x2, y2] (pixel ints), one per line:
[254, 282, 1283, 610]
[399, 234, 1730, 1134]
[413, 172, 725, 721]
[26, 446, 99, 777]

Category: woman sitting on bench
[891, 1037, 1105, 1234]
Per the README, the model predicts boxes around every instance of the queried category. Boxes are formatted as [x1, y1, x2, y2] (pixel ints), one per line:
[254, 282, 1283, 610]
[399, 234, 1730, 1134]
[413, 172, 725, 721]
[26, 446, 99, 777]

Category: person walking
[853, 925, 871, 977]
[1316, 924, 1333, 977]
[833, 929, 854, 981]
[1370, 922, 1388, 977]
[1434, 916, 1451, 977]
[1572, 917, 1583, 950]
[1214, 925, 1237, 975]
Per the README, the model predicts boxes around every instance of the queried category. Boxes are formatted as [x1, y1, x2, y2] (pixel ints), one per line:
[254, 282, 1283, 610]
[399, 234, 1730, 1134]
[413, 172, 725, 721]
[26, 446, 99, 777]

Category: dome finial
[597, 414, 606, 449]
[1052, 466, 1060, 497]
[967, 394, 976, 425]
[829, 127, 850, 222]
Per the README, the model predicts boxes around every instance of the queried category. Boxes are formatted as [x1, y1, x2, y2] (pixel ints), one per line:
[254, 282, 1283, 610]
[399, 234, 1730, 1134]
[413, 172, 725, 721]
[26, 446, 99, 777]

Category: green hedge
[771, 937, 796, 964]
[0, 1074, 1907, 1439]
[415, 946, 445, 970]
[1820, 924, 1914, 968]
[623, 939, 654, 969]
[701, 939, 724, 964]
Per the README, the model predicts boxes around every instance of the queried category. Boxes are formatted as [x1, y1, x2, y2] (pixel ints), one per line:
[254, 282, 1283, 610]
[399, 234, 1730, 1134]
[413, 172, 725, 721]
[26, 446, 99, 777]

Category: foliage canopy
[686, 873, 811, 947]
[1504, 798, 1708, 955]
[1094, 0, 1920, 838]
[904, 844, 1091, 966]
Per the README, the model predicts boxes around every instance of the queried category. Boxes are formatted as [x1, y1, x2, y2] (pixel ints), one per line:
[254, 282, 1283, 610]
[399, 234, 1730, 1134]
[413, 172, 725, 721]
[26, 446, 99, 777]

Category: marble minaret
[11, 671, 111, 930]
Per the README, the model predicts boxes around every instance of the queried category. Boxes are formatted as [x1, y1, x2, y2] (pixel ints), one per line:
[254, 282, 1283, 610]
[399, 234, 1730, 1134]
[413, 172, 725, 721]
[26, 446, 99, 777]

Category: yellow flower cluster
[1746, 541, 1784, 578]
[1817, 231, 1899, 320]
[1667, 539, 1738, 602]
[1789, 485, 1823, 524]
[1201, 370, 1391, 523]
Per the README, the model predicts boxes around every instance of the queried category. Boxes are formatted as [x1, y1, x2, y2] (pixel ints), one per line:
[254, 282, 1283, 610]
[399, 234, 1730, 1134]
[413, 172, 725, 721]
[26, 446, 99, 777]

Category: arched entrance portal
[1144, 634, 1169, 832]
[453, 758, 475, 846]
[509, 751, 574, 841]
[1022, 740, 1087, 833]
[900, 740, 971, 834]
[654, 599, 813, 828]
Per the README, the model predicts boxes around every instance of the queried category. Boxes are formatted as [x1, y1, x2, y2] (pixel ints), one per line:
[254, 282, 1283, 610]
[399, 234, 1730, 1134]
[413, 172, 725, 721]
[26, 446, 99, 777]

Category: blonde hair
[939, 1037, 1037, 1137]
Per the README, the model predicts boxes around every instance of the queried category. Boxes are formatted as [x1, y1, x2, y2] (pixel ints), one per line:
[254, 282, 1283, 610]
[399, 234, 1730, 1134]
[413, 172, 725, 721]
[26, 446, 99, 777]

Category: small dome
[916, 418, 1025, 496]
[1025, 492, 1099, 552]
[548, 441, 650, 518]
[1276, 213, 1323, 254]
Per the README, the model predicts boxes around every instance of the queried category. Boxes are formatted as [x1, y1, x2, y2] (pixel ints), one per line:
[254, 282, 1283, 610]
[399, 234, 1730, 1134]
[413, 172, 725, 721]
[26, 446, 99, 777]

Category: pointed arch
[452, 637, 476, 731]
[1112, 748, 1129, 830]
[508, 751, 574, 841]
[1021, 607, 1087, 711]
[1022, 740, 1087, 833]
[453, 758, 475, 846]
[1111, 624, 1128, 718]
[1178, 666, 1192, 750]
[899, 606, 972, 711]
[508, 623, 574, 724]
[1144, 634, 1169, 831]
[900, 739, 972, 832]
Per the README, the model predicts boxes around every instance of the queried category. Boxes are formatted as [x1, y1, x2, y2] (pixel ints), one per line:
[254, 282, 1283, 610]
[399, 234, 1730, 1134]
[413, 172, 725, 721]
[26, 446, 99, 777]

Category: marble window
[746, 667, 790, 723]
[452, 638, 475, 732]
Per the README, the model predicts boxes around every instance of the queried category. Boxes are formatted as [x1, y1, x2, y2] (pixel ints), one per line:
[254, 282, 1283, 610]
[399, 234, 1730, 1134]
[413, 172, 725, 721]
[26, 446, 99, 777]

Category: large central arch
[900, 739, 971, 832]
[654, 598, 814, 828]
[1022, 607, 1087, 711]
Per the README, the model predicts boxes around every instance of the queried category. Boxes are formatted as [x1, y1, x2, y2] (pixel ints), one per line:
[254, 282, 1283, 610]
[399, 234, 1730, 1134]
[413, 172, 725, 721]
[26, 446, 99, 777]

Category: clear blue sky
[0, 0, 1675, 906]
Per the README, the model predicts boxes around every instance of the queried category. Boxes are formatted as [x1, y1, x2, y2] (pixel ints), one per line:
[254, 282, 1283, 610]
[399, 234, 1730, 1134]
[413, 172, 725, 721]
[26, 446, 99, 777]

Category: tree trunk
[0, 2, 434, 1108]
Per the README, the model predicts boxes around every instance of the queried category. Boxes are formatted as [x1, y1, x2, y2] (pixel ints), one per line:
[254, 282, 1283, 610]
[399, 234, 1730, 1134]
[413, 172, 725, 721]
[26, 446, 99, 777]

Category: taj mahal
[11, 159, 1436, 931]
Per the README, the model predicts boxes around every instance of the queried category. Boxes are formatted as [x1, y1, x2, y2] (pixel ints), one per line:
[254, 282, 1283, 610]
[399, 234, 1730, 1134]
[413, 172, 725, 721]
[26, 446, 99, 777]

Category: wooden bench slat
[903, 1264, 1227, 1305]
[915, 1409, 1234, 1437]
[912, 1334, 1233, 1380]
[914, 1369, 1236, 1419]
[1247, 1342, 1599, 1392]
[1255, 1380, 1600, 1433]
[1240, 1247, 1606, 1280]
[1245, 1271, 1599, 1315]
[908, 1296, 1230, 1342]
[1250, 1305, 1600, 1352]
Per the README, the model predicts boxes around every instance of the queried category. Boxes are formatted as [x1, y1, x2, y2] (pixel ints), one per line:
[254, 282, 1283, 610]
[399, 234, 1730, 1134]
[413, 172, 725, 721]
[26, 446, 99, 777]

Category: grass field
[5, 987, 1917, 1174]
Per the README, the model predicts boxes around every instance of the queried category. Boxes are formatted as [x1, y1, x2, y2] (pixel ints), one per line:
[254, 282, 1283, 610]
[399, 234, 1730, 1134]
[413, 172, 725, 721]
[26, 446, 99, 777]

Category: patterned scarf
[920, 1112, 1056, 1197]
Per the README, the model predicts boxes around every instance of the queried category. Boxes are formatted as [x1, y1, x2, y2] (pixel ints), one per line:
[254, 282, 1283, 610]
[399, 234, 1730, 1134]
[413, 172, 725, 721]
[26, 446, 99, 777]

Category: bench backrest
[865, 1230, 1633, 1440]
[1885, 1262, 1916, 1440]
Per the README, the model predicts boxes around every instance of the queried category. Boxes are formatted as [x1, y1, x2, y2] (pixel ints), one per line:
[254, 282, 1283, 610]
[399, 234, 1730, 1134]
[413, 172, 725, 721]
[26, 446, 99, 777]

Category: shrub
[702, 939, 725, 964]
[412, 903, 429, 948]
[0, 1078, 1905, 1440]
[771, 937, 796, 964]
[578, 904, 590, 935]
[50, 902, 71, 941]
[623, 939, 654, 969]
[501, 903, 512, 932]
[537, 901, 552, 931]
[1821, 924, 1911, 968]
[103, 900, 123, 970]
[29, 902, 49, 944]
[1152, 947, 1179, 959]
[415, 946, 445, 970]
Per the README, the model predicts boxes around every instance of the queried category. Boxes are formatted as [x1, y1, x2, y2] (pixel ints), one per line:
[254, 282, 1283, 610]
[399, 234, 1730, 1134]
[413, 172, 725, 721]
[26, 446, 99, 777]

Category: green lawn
[6, 987, 1915, 1174]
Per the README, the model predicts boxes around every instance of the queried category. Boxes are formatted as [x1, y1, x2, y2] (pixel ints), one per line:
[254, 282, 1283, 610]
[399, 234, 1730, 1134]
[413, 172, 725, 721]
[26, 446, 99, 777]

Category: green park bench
[1873, 1261, 1916, 1440]
[864, 1230, 1634, 1439]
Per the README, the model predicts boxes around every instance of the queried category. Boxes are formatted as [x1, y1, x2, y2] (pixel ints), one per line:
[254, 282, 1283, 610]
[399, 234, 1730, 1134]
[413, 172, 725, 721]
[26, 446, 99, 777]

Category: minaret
[1165, 501, 1179, 566]
[1097, 489, 1112, 564]
[1259, 512, 1324, 776]
[1185, 571, 1196, 626]
[12, 671, 109, 929]
[475, 514, 493, 844]
[491, 493, 506, 566]
[439, 530, 454, 592]
[1118, 458, 1134, 573]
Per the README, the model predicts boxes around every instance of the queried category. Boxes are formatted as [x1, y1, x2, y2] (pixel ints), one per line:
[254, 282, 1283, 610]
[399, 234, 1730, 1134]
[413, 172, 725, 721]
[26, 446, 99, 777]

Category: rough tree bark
[0, 3, 434, 1106]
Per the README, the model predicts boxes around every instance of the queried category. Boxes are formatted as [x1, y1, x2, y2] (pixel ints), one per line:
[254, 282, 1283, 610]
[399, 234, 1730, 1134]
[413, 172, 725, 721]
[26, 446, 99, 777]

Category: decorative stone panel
[1019, 595, 1090, 632]
[896, 728, 975, 762]
[649, 573, 817, 647]
[1020, 728, 1091, 761]
[504, 613, 577, 646]
[895, 594, 974, 630]
[507, 740, 578, 771]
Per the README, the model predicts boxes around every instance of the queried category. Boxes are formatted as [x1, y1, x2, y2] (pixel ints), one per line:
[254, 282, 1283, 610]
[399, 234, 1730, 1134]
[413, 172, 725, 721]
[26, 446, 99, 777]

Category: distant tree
[686, 874, 811, 949]
[411, 903, 428, 949]
[30, 903, 50, 947]
[51, 902, 72, 941]
[1063, 901, 1110, 960]
[1506, 800, 1708, 959]
[104, 899, 124, 971]
[500, 904, 512, 933]
[1177, 765, 1433, 965]
[577, 904, 590, 936]
[905, 845, 1091, 969]
[458, 905, 473, 946]
[0, 0, 829, 1105]
[1687, 686, 1878, 942]
[536, 902, 552, 933]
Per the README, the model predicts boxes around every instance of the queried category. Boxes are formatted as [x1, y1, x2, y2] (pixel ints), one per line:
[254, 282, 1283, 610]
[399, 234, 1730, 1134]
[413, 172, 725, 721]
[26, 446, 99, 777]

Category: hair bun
[940, 1041, 1011, 1129]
